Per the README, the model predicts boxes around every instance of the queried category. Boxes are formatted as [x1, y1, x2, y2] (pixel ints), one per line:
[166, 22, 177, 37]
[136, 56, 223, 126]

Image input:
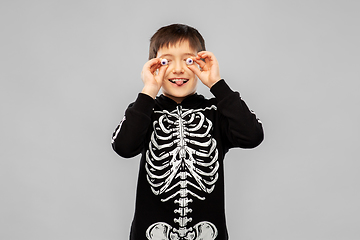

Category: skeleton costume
[112, 80, 264, 240]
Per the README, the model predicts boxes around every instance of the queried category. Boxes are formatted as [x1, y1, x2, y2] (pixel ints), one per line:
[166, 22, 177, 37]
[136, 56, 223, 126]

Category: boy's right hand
[141, 58, 168, 99]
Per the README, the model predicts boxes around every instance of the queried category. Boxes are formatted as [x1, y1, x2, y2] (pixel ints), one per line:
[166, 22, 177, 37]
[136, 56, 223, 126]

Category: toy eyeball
[160, 59, 168, 65]
[186, 58, 194, 65]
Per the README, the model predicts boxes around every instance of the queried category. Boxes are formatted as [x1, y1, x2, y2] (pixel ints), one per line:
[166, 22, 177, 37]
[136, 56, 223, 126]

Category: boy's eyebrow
[159, 53, 196, 58]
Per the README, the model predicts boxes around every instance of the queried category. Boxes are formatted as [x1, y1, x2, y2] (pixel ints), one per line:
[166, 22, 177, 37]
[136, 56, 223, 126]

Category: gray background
[1, 0, 359, 239]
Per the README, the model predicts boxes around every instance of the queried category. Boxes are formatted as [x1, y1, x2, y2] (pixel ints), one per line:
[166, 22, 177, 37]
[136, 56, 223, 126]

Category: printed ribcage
[145, 106, 219, 202]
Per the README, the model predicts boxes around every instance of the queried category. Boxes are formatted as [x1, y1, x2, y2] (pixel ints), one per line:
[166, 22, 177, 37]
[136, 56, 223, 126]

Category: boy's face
[156, 40, 198, 103]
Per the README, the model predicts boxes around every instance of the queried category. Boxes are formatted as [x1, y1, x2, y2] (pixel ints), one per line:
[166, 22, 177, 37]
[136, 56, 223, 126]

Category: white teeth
[169, 79, 188, 83]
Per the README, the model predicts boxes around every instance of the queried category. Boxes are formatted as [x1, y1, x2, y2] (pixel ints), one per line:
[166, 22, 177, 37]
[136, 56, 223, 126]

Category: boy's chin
[162, 90, 197, 102]
[163, 89, 196, 97]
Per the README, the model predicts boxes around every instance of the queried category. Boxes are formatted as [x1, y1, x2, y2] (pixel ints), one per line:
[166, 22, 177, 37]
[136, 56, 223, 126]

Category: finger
[195, 53, 211, 69]
[187, 64, 202, 77]
[204, 56, 211, 67]
[150, 63, 161, 74]
[197, 51, 217, 64]
[198, 51, 215, 58]
[192, 57, 206, 69]
[145, 58, 159, 68]
[157, 64, 168, 79]
[197, 52, 210, 60]
[148, 58, 161, 74]
[197, 51, 209, 56]
[145, 57, 160, 67]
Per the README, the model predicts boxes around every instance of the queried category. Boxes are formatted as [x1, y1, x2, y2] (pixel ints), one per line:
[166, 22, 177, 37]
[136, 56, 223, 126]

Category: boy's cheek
[163, 71, 169, 80]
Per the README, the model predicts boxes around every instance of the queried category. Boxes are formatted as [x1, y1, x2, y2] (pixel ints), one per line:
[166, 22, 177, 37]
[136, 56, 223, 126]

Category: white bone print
[145, 105, 219, 239]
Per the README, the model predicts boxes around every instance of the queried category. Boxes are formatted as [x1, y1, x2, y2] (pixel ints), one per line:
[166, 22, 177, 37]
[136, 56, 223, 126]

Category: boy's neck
[163, 92, 196, 104]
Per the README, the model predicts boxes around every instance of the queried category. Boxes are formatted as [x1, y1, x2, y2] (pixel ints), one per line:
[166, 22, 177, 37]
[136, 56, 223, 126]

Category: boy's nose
[172, 62, 185, 74]
[172, 68, 185, 74]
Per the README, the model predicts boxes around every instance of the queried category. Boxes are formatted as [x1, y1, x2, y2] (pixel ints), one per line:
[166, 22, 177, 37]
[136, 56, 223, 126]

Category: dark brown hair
[149, 24, 206, 60]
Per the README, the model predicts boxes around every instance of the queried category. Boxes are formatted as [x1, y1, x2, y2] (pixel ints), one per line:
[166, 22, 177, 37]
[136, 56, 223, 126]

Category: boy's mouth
[168, 78, 189, 86]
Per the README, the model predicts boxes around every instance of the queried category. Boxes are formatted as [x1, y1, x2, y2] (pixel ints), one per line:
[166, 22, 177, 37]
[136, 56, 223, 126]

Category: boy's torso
[131, 93, 229, 240]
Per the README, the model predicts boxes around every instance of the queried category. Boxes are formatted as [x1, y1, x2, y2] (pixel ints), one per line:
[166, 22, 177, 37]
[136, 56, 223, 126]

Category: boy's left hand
[187, 51, 221, 88]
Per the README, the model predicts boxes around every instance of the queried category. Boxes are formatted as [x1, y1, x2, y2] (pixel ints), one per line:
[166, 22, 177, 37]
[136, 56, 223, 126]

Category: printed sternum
[174, 105, 193, 229]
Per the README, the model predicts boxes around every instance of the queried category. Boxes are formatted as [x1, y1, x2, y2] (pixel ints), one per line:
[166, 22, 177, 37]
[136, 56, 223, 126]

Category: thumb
[157, 65, 168, 80]
[187, 64, 202, 78]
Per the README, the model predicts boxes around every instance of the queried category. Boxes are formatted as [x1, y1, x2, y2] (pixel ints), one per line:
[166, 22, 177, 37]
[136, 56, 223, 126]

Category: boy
[112, 24, 263, 240]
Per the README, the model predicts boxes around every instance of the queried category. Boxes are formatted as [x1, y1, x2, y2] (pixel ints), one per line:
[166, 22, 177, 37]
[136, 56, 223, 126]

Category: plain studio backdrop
[1, 0, 359, 239]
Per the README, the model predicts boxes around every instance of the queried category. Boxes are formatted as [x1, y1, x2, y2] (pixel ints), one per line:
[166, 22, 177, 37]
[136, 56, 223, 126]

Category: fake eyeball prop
[160, 59, 168, 66]
[186, 58, 194, 65]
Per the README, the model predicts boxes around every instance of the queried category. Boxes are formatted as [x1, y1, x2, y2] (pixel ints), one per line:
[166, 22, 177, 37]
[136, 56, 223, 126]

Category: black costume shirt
[112, 80, 264, 240]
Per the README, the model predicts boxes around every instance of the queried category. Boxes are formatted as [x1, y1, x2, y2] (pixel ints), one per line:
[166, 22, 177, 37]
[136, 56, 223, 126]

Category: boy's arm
[211, 79, 264, 149]
[189, 51, 263, 148]
[111, 93, 155, 158]
[112, 58, 167, 158]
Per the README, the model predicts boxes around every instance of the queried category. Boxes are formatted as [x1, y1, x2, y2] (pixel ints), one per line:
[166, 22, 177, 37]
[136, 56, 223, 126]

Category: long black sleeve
[210, 79, 264, 149]
[111, 93, 155, 158]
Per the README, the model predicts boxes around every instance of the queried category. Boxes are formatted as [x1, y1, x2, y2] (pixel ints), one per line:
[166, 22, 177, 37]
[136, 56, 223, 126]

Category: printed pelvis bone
[145, 106, 219, 239]
[146, 221, 218, 240]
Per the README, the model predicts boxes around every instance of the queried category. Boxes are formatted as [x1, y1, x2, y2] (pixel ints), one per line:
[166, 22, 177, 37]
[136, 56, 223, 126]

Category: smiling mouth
[169, 78, 189, 86]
